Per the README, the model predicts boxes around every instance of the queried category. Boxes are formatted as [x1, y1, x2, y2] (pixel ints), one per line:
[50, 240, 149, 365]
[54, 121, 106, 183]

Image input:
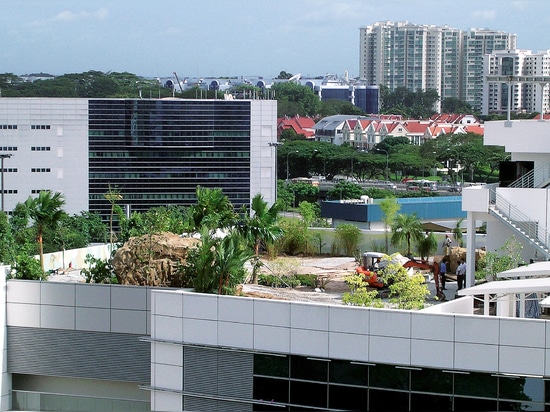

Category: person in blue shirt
[439, 257, 447, 290]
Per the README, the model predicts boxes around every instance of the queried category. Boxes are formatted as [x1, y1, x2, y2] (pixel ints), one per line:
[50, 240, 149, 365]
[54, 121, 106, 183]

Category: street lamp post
[286, 150, 298, 181]
[0, 154, 13, 212]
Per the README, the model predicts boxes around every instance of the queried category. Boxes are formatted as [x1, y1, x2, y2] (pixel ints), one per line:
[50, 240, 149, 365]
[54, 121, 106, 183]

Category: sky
[1, 0, 549, 80]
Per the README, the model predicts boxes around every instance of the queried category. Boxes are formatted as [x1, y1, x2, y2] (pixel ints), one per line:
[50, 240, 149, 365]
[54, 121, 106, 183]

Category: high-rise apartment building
[360, 22, 516, 113]
[461, 28, 517, 111]
[483, 49, 550, 115]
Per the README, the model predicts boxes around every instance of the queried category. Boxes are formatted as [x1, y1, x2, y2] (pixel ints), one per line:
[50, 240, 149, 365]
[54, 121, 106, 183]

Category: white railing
[490, 188, 550, 257]
[508, 160, 550, 188]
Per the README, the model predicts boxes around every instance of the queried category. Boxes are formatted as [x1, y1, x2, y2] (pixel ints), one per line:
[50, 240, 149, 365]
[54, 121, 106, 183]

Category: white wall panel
[499, 318, 546, 348]
[291, 302, 329, 331]
[40, 305, 74, 330]
[290, 329, 328, 357]
[6, 303, 40, 327]
[218, 321, 254, 349]
[151, 391, 182, 412]
[253, 325, 290, 353]
[40, 283, 75, 306]
[499, 345, 545, 376]
[153, 315, 183, 342]
[455, 315, 499, 344]
[410, 338, 454, 369]
[182, 294, 218, 320]
[369, 336, 410, 365]
[370, 310, 411, 338]
[218, 295, 254, 324]
[454, 342, 498, 372]
[253, 299, 290, 327]
[328, 332, 369, 361]
[75, 307, 110, 332]
[7, 281, 41, 304]
[182, 318, 217, 345]
[329, 305, 369, 334]
[111, 309, 147, 334]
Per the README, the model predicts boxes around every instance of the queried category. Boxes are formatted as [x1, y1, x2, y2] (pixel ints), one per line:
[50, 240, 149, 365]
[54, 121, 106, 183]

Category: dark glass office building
[88, 99, 276, 220]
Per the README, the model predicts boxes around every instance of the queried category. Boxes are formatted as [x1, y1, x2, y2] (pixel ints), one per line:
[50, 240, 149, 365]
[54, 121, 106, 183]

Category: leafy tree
[379, 197, 401, 253]
[0, 212, 15, 264]
[385, 263, 431, 310]
[81, 254, 116, 284]
[276, 71, 294, 80]
[391, 213, 424, 257]
[271, 82, 321, 117]
[335, 224, 361, 257]
[417, 231, 438, 260]
[326, 181, 365, 200]
[342, 273, 384, 307]
[186, 186, 237, 232]
[453, 218, 465, 247]
[10, 250, 45, 280]
[182, 228, 252, 294]
[280, 128, 305, 142]
[24, 191, 66, 272]
[298, 201, 318, 227]
[277, 219, 308, 256]
[380, 86, 439, 118]
[441, 97, 474, 114]
[319, 99, 364, 117]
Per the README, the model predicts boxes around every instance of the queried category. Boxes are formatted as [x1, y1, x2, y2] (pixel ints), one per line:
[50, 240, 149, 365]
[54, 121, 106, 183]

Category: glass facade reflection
[252, 354, 548, 411]
[88, 99, 252, 220]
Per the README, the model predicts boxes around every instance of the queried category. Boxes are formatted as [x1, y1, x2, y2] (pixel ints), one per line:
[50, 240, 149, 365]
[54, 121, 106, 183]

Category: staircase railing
[490, 188, 550, 257]
[508, 159, 550, 188]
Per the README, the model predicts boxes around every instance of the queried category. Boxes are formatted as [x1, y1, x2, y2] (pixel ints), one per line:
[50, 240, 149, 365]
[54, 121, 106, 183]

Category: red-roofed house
[277, 115, 316, 139]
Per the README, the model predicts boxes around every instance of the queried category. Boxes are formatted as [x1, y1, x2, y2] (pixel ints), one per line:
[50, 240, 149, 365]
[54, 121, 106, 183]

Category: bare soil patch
[241, 256, 357, 303]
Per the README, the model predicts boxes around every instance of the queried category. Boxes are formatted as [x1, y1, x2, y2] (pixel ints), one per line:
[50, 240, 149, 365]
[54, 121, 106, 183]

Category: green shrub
[81, 254, 117, 284]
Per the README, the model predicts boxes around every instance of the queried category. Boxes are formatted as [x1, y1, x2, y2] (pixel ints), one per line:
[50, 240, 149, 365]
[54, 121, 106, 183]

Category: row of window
[30, 147, 50, 151]
[0, 146, 17, 151]
[1, 189, 17, 194]
[252, 353, 548, 411]
[0, 125, 51, 130]
[31, 168, 50, 173]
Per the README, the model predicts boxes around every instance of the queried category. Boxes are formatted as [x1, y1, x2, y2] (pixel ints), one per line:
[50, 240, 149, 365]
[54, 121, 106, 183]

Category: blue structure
[321, 196, 465, 229]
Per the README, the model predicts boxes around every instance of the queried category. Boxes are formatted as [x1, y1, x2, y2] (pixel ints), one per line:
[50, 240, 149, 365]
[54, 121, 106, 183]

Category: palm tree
[391, 213, 424, 257]
[187, 186, 237, 232]
[239, 194, 283, 283]
[25, 191, 66, 272]
[453, 217, 464, 247]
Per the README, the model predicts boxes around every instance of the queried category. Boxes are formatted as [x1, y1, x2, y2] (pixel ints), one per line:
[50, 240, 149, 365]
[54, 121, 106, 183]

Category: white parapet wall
[39, 243, 112, 272]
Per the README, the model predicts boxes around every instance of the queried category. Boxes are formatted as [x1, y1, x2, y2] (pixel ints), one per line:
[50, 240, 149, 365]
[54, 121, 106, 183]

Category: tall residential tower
[360, 22, 516, 112]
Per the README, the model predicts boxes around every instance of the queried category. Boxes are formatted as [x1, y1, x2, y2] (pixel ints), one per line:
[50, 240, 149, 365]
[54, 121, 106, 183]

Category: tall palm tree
[25, 191, 66, 272]
[391, 213, 424, 257]
[239, 194, 283, 283]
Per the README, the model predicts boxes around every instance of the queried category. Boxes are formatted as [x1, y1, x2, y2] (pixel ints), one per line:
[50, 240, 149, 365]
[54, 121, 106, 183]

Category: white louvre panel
[7, 326, 150, 383]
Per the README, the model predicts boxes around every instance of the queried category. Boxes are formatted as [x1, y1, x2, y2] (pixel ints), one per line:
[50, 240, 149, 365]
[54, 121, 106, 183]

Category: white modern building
[483, 49, 550, 115]
[0, 98, 278, 219]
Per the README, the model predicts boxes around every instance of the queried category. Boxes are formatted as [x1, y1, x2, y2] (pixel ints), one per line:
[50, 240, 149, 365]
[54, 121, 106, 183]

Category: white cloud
[53, 8, 109, 22]
[471, 9, 497, 20]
